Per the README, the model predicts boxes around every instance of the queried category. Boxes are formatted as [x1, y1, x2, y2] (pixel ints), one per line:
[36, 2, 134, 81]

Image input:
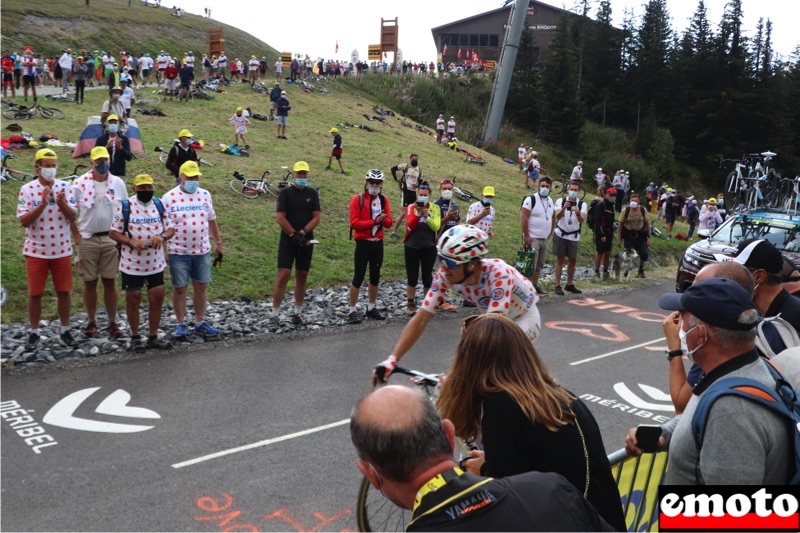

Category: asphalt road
[1, 281, 676, 532]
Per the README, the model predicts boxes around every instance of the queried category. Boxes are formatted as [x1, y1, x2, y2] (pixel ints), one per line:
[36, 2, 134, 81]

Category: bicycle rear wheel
[356, 476, 408, 532]
[39, 106, 65, 119]
[263, 181, 282, 198]
[551, 178, 566, 196]
[141, 95, 161, 106]
[453, 187, 474, 202]
[199, 158, 212, 167]
[229, 179, 260, 199]
[3, 109, 30, 120]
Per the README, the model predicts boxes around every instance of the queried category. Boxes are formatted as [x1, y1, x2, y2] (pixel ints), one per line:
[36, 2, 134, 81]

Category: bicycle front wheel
[141, 95, 161, 106]
[263, 181, 282, 198]
[229, 179, 260, 199]
[356, 476, 409, 532]
[551, 179, 566, 196]
[39, 106, 65, 119]
[3, 109, 30, 120]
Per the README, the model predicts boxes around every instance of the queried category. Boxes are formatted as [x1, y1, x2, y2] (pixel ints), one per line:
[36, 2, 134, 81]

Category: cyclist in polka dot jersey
[373, 225, 541, 383]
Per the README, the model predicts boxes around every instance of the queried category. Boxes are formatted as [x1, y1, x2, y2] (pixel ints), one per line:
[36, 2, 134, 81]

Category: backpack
[691, 359, 800, 485]
[586, 198, 602, 231]
[349, 192, 386, 240]
[755, 315, 800, 359]
[120, 198, 165, 238]
[621, 206, 647, 238]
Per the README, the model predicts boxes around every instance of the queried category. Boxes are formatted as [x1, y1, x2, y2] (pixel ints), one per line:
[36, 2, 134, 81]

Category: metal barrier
[607, 449, 669, 532]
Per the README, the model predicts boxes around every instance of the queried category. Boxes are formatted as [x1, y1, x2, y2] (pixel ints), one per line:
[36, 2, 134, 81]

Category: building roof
[430, 0, 578, 33]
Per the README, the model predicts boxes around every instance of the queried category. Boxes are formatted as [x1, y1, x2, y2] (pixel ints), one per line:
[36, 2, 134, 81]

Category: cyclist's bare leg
[392, 211, 406, 235]
[293, 270, 309, 308]
[271, 268, 292, 311]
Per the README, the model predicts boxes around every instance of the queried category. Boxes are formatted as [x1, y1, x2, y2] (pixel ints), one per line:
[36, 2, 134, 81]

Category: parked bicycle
[229, 170, 285, 199]
[451, 177, 476, 202]
[1, 154, 37, 183]
[134, 92, 161, 106]
[777, 175, 800, 213]
[58, 164, 89, 182]
[551, 173, 588, 200]
[721, 151, 780, 212]
[2, 101, 65, 120]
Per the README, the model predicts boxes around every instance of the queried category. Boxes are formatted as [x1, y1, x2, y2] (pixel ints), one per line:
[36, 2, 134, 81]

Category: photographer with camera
[552, 180, 587, 295]
[402, 181, 441, 316]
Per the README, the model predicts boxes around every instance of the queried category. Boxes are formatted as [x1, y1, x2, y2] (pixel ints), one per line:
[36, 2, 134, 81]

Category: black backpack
[586, 198, 602, 230]
[349, 193, 386, 240]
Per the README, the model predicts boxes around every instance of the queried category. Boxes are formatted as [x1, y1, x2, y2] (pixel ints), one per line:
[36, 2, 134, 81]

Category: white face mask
[678, 325, 705, 364]
[40, 167, 57, 182]
[367, 186, 381, 196]
[630, 201, 639, 209]
[440, 190, 453, 200]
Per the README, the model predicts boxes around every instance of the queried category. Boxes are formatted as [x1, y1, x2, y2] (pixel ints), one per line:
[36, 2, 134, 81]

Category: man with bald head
[350, 385, 614, 532]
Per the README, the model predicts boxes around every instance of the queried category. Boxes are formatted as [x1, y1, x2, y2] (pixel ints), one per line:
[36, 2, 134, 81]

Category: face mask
[367, 186, 381, 196]
[410, 160, 418, 167]
[609, 196, 617, 202]
[40, 167, 57, 182]
[112, 94, 120, 100]
[568, 190, 578, 199]
[717, 199, 724, 207]
[440, 190, 453, 200]
[679, 325, 705, 363]
[136, 190, 154, 204]
[107, 123, 119, 133]
[94, 162, 109, 175]
[294, 179, 308, 188]
[417, 196, 429, 205]
[539, 187, 550, 197]
[630, 201, 639, 209]
[183, 180, 199, 193]
[482, 198, 493, 206]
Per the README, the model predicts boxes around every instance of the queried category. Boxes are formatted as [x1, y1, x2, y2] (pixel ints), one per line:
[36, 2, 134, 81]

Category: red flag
[443, 44, 447, 56]
[457, 48, 462, 59]
[384, 51, 387, 58]
[335, 41, 339, 54]
[472, 51, 478, 62]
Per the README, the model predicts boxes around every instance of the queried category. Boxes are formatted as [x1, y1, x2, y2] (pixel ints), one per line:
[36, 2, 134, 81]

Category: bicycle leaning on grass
[1, 154, 37, 183]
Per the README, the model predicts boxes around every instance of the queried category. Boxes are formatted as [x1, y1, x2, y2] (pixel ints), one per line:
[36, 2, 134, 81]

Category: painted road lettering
[580, 391, 672, 423]
[546, 321, 630, 342]
[567, 297, 668, 323]
[0, 400, 59, 454]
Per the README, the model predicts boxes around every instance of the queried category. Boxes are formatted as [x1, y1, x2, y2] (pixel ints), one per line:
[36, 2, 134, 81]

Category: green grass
[0, 1, 696, 323]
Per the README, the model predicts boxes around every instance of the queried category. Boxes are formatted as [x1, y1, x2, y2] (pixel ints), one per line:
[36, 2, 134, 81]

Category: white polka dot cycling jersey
[16, 179, 77, 259]
[421, 258, 538, 318]
[110, 198, 171, 275]
[162, 186, 217, 256]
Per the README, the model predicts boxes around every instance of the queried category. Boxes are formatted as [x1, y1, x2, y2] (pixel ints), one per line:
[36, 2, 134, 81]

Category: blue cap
[658, 278, 757, 331]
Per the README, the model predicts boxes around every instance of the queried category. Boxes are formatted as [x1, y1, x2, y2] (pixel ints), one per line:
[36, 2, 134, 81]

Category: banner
[72, 116, 144, 158]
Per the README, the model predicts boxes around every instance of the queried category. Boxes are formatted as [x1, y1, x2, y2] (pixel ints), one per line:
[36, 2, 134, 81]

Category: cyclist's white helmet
[365, 169, 384, 182]
[437, 225, 489, 264]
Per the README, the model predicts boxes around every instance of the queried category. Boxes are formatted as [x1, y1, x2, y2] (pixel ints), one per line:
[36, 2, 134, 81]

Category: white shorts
[513, 305, 541, 343]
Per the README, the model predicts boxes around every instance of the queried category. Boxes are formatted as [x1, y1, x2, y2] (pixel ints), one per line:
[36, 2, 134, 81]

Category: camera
[416, 200, 425, 208]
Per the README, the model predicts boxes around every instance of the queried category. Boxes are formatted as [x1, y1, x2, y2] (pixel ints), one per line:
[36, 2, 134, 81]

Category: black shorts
[436, 128, 444, 135]
[665, 211, 676, 224]
[623, 237, 649, 262]
[352, 239, 384, 288]
[3, 73, 13, 82]
[141, 69, 150, 77]
[595, 233, 613, 253]
[180, 80, 191, 89]
[401, 189, 416, 207]
[277, 233, 314, 271]
[22, 75, 36, 87]
[121, 271, 165, 291]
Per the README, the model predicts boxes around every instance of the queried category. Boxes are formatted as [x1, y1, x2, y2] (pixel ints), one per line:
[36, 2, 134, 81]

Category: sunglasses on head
[461, 314, 483, 335]
[438, 255, 460, 269]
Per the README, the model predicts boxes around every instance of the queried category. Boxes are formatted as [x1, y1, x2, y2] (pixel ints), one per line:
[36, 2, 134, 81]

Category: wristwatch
[666, 349, 684, 360]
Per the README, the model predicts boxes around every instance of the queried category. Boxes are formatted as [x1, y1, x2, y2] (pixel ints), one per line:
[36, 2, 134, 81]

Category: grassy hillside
[0, 0, 278, 62]
[0, 5, 696, 323]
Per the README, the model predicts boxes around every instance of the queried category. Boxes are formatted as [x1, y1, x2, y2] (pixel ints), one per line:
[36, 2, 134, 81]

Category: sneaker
[637, 270, 646, 279]
[339, 170, 346, 174]
[602, 270, 610, 280]
[268, 315, 280, 330]
[106, 322, 124, 340]
[24, 333, 40, 352]
[59, 330, 79, 348]
[174, 324, 189, 341]
[406, 302, 417, 316]
[82, 320, 98, 338]
[147, 336, 174, 350]
[291, 314, 306, 326]
[390, 232, 399, 240]
[554, 285, 564, 295]
[130, 335, 147, 352]
[348, 311, 364, 324]
[534, 284, 547, 296]
[324, 165, 332, 170]
[365, 308, 385, 320]
[440, 301, 459, 312]
[194, 321, 219, 338]
[463, 300, 476, 308]
[565, 284, 583, 294]
[594, 270, 601, 278]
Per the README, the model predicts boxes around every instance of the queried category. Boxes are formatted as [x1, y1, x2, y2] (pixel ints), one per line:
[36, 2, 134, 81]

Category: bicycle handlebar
[232, 171, 244, 179]
[391, 366, 445, 387]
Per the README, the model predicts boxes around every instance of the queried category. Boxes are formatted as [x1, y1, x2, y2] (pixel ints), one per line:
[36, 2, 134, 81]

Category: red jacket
[349, 192, 392, 240]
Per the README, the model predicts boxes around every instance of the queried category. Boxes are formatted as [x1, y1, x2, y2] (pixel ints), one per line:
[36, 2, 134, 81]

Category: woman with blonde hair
[437, 313, 625, 531]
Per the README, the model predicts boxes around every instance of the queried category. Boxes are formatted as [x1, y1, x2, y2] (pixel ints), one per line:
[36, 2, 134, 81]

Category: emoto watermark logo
[659, 486, 799, 531]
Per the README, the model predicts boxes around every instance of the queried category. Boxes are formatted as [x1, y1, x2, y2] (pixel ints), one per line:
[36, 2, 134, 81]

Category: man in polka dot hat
[16, 148, 79, 352]
[109, 174, 174, 351]
[162, 160, 223, 341]
[373, 224, 541, 383]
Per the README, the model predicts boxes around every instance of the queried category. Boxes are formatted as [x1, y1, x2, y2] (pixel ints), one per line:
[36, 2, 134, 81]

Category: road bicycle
[777, 175, 800, 213]
[1, 154, 37, 183]
[356, 365, 476, 532]
[190, 87, 215, 100]
[154, 146, 212, 167]
[721, 152, 779, 212]
[134, 92, 161, 106]
[451, 177, 476, 202]
[229, 170, 285, 199]
[250, 81, 267, 93]
[58, 164, 89, 182]
[44, 93, 71, 102]
[550, 173, 588, 200]
[2, 101, 65, 120]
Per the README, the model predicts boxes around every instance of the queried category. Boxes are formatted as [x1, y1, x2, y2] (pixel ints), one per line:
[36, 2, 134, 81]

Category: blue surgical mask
[539, 187, 550, 197]
[295, 179, 308, 188]
[417, 196, 430, 205]
[482, 198, 493, 206]
[94, 162, 109, 175]
[183, 180, 199, 193]
[107, 123, 119, 133]
[568, 190, 578, 199]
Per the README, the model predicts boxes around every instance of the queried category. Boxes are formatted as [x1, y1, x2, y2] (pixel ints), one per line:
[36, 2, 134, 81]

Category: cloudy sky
[184, 0, 798, 63]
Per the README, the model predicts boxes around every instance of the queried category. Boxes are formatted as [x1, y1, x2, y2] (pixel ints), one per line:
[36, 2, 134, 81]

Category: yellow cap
[107, 114, 119, 122]
[90, 146, 110, 160]
[178, 128, 192, 138]
[236, 106, 243, 112]
[482, 186, 495, 197]
[708, 197, 717, 205]
[292, 161, 310, 172]
[180, 160, 201, 177]
[330, 127, 338, 133]
[133, 174, 154, 186]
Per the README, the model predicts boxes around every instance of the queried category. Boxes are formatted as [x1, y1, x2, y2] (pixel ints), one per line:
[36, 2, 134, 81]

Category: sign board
[368, 45, 381, 60]
[281, 52, 292, 69]
[351, 49, 359, 64]
[486, 60, 496, 69]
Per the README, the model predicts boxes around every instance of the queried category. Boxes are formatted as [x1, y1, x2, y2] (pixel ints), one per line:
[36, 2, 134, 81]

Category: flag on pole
[335, 41, 339, 54]
[443, 44, 447, 56]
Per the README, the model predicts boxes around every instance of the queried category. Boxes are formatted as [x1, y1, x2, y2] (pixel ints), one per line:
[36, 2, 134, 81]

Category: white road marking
[171, 418, 350, 469]
[570, 337, 663, 366]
